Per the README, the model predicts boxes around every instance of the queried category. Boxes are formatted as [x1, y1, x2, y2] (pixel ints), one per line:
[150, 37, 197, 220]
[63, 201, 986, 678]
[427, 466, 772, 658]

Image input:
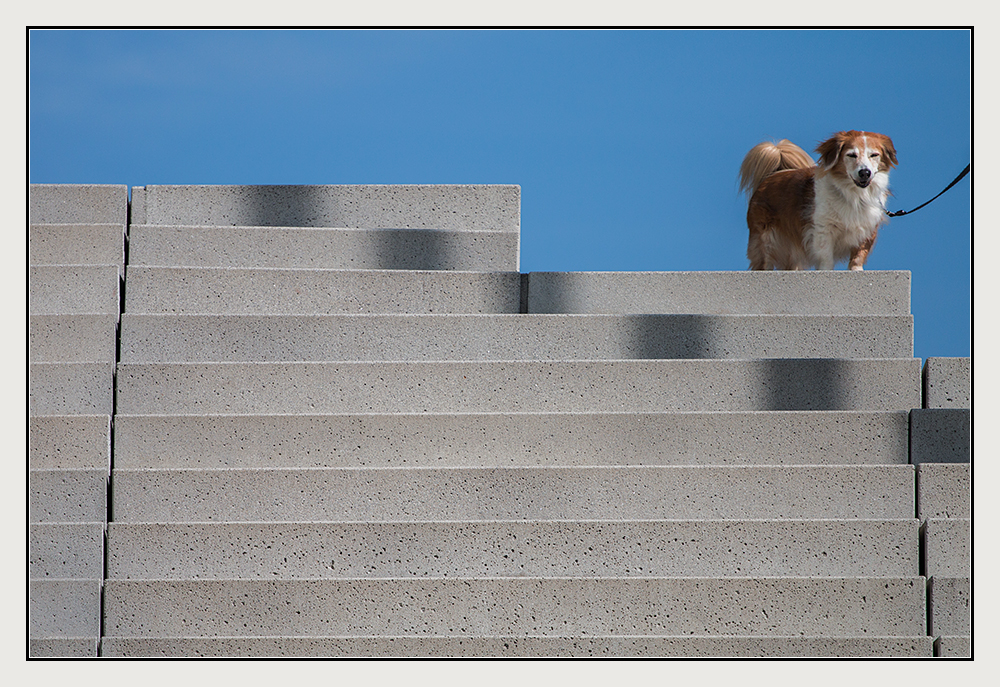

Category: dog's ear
[815, 133, 845, 171]
[878, 135, 898, 169]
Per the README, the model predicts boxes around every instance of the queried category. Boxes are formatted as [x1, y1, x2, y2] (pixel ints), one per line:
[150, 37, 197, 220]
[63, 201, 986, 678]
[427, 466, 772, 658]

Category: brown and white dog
[738, 130, 897, 270]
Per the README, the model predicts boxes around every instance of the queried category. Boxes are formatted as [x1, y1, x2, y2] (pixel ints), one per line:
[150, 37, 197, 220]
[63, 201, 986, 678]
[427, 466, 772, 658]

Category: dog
[738, 130, 897, 270]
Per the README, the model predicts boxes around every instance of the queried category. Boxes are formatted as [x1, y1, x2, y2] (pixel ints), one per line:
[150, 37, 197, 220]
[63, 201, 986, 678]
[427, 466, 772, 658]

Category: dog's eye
[846, 153, 858, 158]
[870, 152, 880, 158]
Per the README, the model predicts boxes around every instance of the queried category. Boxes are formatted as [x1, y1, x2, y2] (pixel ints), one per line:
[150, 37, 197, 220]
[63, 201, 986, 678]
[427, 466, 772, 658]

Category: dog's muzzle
[855, 168, 872, 188]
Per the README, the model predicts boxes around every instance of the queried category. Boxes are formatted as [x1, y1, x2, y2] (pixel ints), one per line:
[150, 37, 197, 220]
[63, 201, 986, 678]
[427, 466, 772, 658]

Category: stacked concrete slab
[914, 358, 972, 657]
[26, 183, 972, 657]
[28, 184, 128, 657]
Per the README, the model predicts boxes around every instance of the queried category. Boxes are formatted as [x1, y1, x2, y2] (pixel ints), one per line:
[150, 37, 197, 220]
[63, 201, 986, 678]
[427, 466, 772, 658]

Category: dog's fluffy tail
[738, 139, 815, 198]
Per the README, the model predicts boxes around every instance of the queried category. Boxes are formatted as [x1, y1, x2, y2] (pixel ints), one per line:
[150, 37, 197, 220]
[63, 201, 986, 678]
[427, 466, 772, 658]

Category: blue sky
[28, 29, 971, 360]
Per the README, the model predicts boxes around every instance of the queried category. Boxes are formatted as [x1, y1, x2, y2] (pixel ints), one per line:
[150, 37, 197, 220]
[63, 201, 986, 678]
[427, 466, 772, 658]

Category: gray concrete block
[129, 225, 519, 271]
[923, 357, 971, 408]
[29, 265, 120, 315]
[112, 411, 911, 469]
[30, 470, 108, 523]
[910, 409, 971, 464]
[29, 579, 102, 638]
[134, 184, 520, 233]
[110, 465, 914, 522]
[935, 636, 972, 658]
[102, 577, 926, 637]
[115, 359, 922, 415]
[98, 635, 933, 658]
[30, 523, 105, 579]
[28, 638, 99, 658]
[923, 519, 971, 577]
[29, 362, 115, 416]
[928, 577, 971, 636]
[118, 313, 914, 362]
[527, 271, 910, 315]
[29, 415, 110, 470]
[29, 223, 126, 270]
[29, 184, 127, 225]
[106, 520, 918, 579]
[29, 315, 118, 363]
[123, 266, 521, 314]
[917, 463, 971, 520]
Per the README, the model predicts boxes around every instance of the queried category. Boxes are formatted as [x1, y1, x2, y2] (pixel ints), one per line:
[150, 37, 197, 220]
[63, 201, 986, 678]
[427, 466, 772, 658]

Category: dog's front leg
[848, 230, 878, 271]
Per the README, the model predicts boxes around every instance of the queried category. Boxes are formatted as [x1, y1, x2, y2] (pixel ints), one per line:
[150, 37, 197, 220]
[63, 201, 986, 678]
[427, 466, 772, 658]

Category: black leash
[886, 164, 971, 217]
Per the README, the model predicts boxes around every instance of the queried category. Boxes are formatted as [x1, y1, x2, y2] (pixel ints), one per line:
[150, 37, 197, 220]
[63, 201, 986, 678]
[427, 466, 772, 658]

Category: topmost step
[29, 184, 128, 225]
[130, 185, 520, 233]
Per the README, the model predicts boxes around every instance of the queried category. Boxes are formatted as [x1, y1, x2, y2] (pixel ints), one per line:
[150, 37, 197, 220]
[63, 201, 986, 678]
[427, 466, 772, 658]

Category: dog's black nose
[858, 168, 872, 181]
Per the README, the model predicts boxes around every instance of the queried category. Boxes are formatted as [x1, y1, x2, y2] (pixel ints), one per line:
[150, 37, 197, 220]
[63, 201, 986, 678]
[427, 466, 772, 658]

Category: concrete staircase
[28, 184, 972, 657]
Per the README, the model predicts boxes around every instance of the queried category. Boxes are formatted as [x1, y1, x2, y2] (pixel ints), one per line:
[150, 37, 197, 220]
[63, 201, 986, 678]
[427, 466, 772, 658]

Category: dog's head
[816, 131, 898, 188]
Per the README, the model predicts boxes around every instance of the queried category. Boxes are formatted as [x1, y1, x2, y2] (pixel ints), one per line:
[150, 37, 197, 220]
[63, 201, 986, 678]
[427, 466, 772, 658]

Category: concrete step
[30, 315, 118, 363]
[916, 463, 971, 521]
[106, 520, 918, 579]
[29, 579, 102, 640]
[119, 313, 913, 362]
[129, 225, 518, 271]
[30, 469, 108, 523]
[123, 266, 522, 314]
[30, 362, 115, 416]
[112, 411, 911, 469]
[29, 265, 120, 315]
[130, 184, 521, 234]
[30, 523, 106, 579]
[29, 184, 128, 225]
[923, 357, 971, 408]
[526, 271, 910, 315]
[29, 415, 111, 471]
[98, 635, 934, 657]
[928, 576, 971, 637]
[115, 359, 921, 414]
[923, 518, 971, 577]
[102, 577, 926, 637]
[29, 224, 126, 272]
[110, 465, 914, 522]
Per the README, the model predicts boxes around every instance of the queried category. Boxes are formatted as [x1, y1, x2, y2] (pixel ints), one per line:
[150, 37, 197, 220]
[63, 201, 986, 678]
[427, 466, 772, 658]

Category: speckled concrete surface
[29, 415, 110, 470]
[102, 577, 926, 637]
[30, 315, 118, 363]
[29, 184, 127, 225]
[109, 465, 914, 522]
[123, 266, 522, 314]
[131, 184, 520, 232]
[112, 411, 911, 469]
[923, 518, 971, 576]
[923, 357, 971, 409]
[916, 463, 971, 520]
[29, 265, 120, 315]
[98, 635, 934, 658]
[30, 470, 108, 523]
[119, 313, 913, 362]
[30, 523, 106, 580]
[29, 223, 126, 272]
[106, 520, 918, 579]
[130, 225, 519, 271]
[527, 271, 911, 315]
[114, 359, 922, 415]
[909, 409, 970, 464]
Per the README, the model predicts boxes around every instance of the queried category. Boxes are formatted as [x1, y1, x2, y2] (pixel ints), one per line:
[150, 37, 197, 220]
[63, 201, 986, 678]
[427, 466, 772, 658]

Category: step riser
[130, 226, 518, 272]
[106, 521, 919, 579]
[110, 466, 914, 522]
[29, 184, 128, 225]
[112, 411, 911, 469]
[115, 360, 922, 414]
[124, 267, 522, 315]
[97, 636, 935, 658]
[29, 266, 120, 316]
[131, 184, 521, 233]
[30, 363, 115, 416]
[119, 314, 914, 362]
[29, 224, 126, 270]
[103, 578, 926, 637]
[527, 271, 910, 315]
[30, 315, 118, 364]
